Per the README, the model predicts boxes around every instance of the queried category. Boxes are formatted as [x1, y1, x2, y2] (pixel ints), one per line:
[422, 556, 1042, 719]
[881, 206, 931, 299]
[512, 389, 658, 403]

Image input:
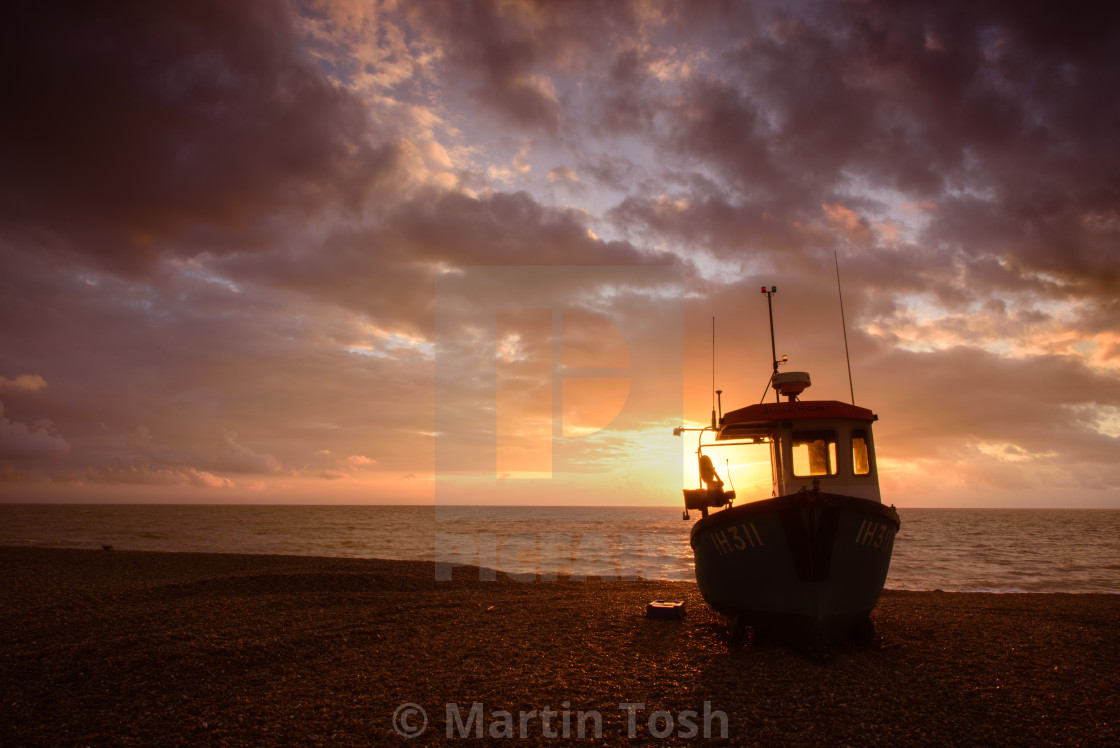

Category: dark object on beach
[101, 545, 113, 551]
[645, 600, 686, 619]
[675, 287, 899, 648]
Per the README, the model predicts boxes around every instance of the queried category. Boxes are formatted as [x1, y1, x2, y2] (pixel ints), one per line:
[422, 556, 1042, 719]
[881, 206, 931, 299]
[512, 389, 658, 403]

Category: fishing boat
[676, 285, 899, 647]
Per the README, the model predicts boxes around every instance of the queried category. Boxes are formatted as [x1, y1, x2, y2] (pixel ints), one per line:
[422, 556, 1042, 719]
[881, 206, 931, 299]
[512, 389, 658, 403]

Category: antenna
[710, 317, 717, 429]
[762, 285, 779, 403]
[835, 251, 855, 405]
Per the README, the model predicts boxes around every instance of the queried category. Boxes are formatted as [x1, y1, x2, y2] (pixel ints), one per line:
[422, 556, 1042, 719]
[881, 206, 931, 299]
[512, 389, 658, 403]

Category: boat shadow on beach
[628, 581, 886, 665]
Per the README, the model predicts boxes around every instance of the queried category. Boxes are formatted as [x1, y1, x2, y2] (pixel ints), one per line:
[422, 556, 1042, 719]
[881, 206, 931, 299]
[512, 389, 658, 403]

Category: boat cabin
[717, 400, 880, 502]
[701, 371, 881, 504]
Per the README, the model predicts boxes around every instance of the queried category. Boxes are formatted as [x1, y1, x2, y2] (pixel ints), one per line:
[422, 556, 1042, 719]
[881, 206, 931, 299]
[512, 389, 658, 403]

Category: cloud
[212, 430, 284, 474]
[869, 344, 1120, 460]
[600, 1, 1120, 272]
[125, 427, 283, 475]
[0, 0, 399, 273]
[409, 0, 573, 135]
[2, 0, 1119, 506]
[0, 375, 47, 392]
[84, 465, 234, 488]
[546, 166, 579, 185]
[822, 203, 873, 244]
[0, 402, 69, 460]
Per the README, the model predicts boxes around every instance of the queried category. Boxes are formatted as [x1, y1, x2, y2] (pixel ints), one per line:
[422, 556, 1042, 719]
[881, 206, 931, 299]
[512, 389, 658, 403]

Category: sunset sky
[2, 0, 1118, 508]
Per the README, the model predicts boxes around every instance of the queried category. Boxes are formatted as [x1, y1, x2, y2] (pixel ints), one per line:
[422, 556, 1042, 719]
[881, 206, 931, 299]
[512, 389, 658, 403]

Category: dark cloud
[589, 0, 1120, 339]
[0, 0, 398, 273]
[205, 188, 678, 354]
[82, 465, 233, 489]
[379, 190, 668, 266]
[412, 0, 662, 137]
[578, 154, 645, 193]
[412, 0, 569, 135]
[592, 47, 664, 136]
[0, 402, 69, 461]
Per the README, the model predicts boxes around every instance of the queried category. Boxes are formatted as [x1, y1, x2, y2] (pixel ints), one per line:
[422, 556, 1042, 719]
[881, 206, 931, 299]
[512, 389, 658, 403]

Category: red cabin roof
[721, 400, 877, 425]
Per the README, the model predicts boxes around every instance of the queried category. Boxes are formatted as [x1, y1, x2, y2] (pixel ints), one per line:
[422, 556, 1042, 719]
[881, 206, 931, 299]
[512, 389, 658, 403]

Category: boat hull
[690, 491, 899, 641]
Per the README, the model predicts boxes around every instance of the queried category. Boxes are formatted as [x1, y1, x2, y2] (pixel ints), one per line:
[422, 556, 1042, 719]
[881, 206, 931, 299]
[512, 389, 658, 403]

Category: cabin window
[791, 430, 837, 476]
[852, 428, 871, 475]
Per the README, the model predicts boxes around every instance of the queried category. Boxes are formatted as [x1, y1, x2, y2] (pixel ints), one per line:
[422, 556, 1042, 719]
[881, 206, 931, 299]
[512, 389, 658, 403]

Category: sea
[1, 504, 1118, 594]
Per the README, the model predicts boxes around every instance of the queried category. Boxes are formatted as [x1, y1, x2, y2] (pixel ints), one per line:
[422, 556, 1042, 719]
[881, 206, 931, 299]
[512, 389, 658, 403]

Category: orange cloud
[821, 203, 872, 242]
[0, 375, 47, 392]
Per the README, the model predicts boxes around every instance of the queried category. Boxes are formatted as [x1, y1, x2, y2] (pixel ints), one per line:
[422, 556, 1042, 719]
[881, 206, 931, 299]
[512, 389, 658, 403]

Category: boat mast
[762, 285, 779, 403]
[711, 316, 717, 429]
[834, 251, 856, 405]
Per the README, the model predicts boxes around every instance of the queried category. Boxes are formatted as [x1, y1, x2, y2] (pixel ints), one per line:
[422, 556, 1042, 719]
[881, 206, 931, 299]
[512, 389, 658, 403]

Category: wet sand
[1, 546, 1117, 745]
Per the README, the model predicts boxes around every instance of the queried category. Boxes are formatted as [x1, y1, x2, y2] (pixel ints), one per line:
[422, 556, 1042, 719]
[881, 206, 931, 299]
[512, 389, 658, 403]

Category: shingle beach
[1, 547, 1116, 746]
